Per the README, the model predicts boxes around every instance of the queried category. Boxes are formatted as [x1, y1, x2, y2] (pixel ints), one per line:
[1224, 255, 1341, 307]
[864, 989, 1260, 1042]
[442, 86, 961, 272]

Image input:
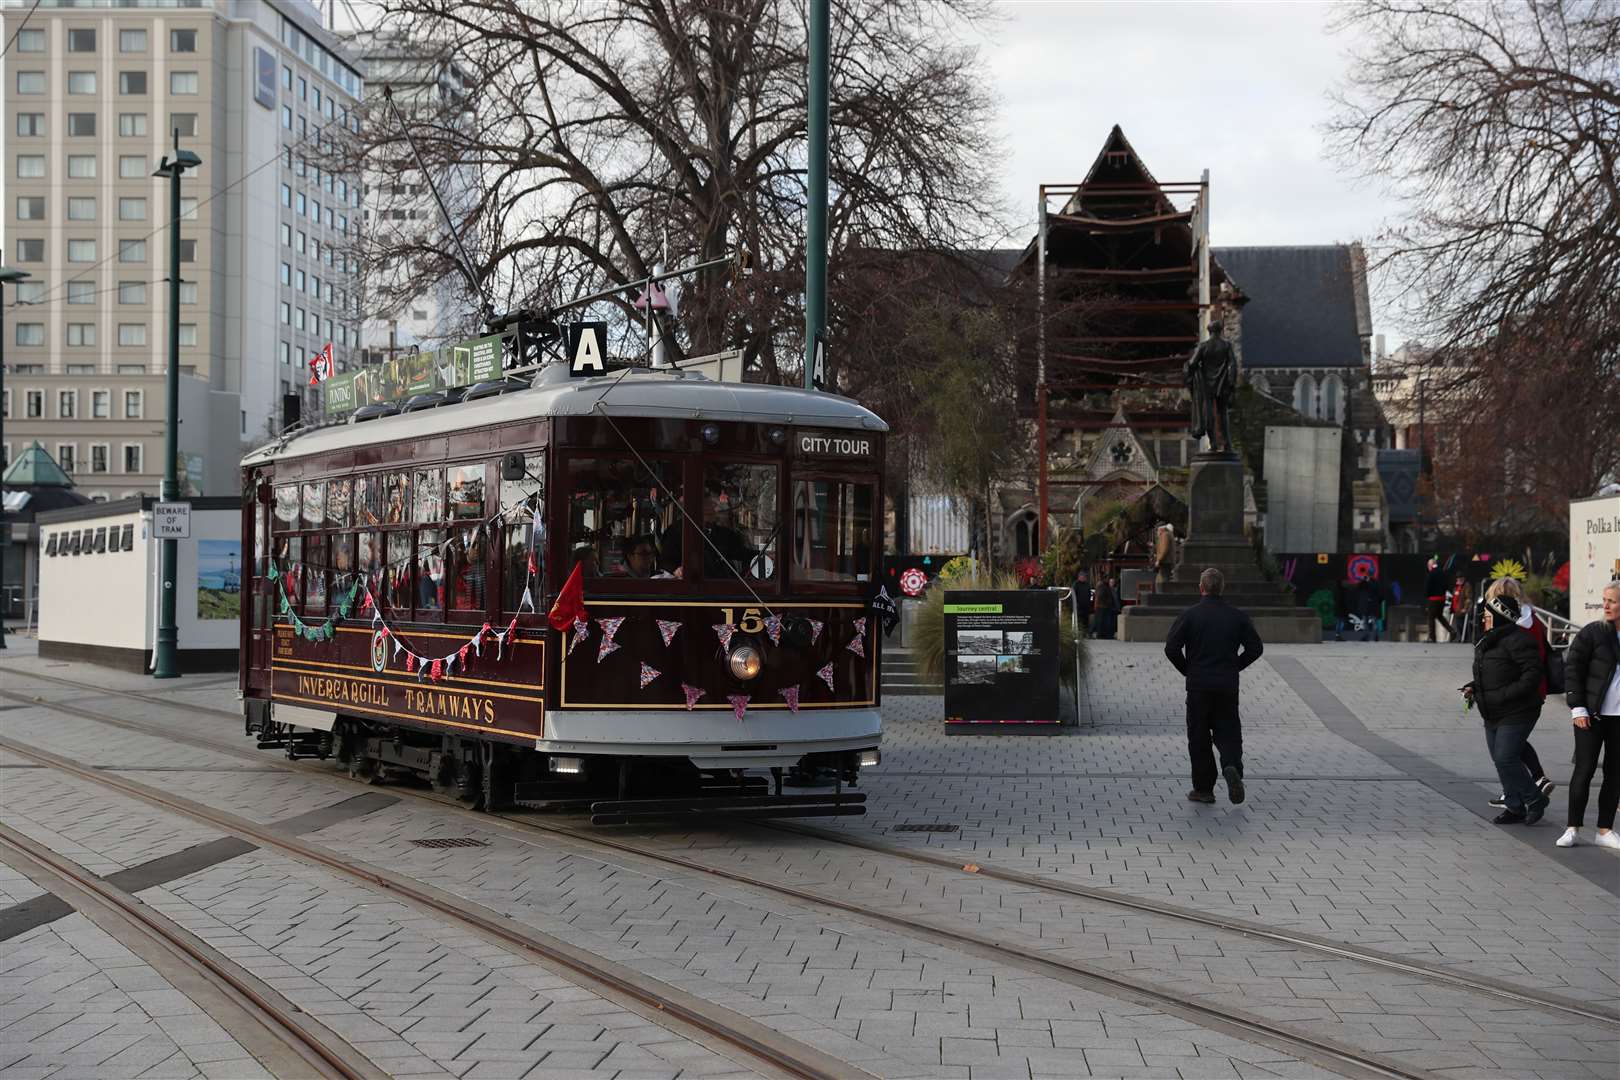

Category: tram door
[245, 472, 273, 691]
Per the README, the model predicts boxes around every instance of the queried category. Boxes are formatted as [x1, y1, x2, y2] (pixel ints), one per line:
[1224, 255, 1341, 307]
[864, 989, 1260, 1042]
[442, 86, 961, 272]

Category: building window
[295, 308, 306, 331]
[171, 113, 198, 137]
[17, 155, 48, 179]
[16, 71, 46, 94]
[16, 324, 46, 347]
[119, 71, 147, 95]
[280, 263, 291, 285]
[92, 390, 111, 418]
[179, 240, 196, 262]
[281, 184, 292, 207]
[68, 112, 97, 136]
[1322, 374, 1344, 424]
[280, 341, 291, 365]
[16, 239, 45, 262]
[58, 390, 78, 419]
[91, 445, 110, 474]
[296, 232, 306, 254]
[119, 112, 148, 136]
[283, 65, 292, 89]
[68, 155, 97, 179]
[178, 324, 197, 347]
[124, 445, 143, 473]
[17, 28, 45, 52]
[169, 72, 199, 95]
[125, 390, 143, 418]
[71, 324, 100, 348]
[180, 197, 198, 220]
[119, 324, 147, 347]
[280, 302, 291, 325]
[57, 445, 77, 473]
[119, 155, 147, 178]
[119, 239, 147, 263]
[119, 281, 148, 303]
[17, 112, 45, 136]
[295, 269, 305, 291]
[296, 193, 306, 214]
[68, 239, 97, 262]
[170, 28, 197, 52]
[67, 282, 96, 304]
[281, 105, 292, 129]
[1294, 374, 1317, 417]
[26, 391, 45, 418]
[119, 197, 147, 221]
[120, 28, 147, 52]
[16, 197, 45, 220]
[280, 223, 292, 246]
[68, 72, 97, 94]
[298, 76, 307, 100]
[68, 28, 96, 52]
[68, 197, 97, 220]
[179, 281, 198, 304]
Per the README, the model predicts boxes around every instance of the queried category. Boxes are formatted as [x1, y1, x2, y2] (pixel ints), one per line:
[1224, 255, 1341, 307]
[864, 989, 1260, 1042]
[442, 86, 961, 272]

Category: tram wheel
[349, 756, 380, 783]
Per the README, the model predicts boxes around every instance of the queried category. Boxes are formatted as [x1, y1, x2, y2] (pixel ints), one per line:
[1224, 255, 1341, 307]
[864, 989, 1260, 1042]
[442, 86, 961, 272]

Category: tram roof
[242, 366, 888, 467]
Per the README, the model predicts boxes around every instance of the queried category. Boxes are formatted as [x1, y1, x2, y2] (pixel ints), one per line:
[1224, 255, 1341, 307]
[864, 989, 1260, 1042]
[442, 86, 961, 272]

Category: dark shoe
[1488, 793, 1507, 808]
[1223, 765, 1246, 805]
[1187, 790, 1216, 804]
[1524, 795, 1550, 825]
[1536, 776, 1555, 798]
[1492, 809, 1527, 825]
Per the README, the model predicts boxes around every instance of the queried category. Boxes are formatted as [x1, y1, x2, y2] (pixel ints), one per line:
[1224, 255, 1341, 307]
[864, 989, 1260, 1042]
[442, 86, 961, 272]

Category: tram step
[588, 791, 866, 825]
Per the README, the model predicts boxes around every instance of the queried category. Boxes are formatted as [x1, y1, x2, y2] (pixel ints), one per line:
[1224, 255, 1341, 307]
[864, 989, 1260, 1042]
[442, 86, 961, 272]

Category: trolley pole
[151, 133, 202, 680]
[803, 0, 829, 390]
[0, 267, 33, 649]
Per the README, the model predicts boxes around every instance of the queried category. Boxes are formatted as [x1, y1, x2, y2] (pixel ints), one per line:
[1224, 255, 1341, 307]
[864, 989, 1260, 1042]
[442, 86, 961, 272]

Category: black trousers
[1187, 689, 1243, 794]
[1568, 715, 1620, 830]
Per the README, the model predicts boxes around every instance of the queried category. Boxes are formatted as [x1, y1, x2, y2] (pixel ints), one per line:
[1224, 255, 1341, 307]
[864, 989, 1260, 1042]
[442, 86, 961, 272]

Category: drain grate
[410, 837, 489, 849]
[892, 823, 960, 833]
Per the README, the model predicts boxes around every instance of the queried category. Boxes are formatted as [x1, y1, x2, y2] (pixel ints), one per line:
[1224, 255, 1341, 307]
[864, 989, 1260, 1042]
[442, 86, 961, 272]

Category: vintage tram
[238, 365, 886, 822]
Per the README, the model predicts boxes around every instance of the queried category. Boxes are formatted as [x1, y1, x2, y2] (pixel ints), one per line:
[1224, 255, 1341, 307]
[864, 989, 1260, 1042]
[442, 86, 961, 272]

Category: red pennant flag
[406, 653, 416, 672]
[548, 561, 588, 631]
[307, 342, 334, 385]
[430, 658, 443, 682]
[527, 552, 538, 577]
[458, 644, 470, 666]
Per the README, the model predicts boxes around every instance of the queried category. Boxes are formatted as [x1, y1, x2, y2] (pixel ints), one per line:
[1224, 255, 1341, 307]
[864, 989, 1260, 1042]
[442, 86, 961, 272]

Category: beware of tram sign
[153, 502, 192, 539]
[568, 322, 608, 377]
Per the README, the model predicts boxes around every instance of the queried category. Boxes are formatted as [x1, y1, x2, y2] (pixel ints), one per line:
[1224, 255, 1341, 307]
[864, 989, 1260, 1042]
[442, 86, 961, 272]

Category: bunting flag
[656, 619, 682, 647]
[713, 623, 735, 651]
[406, 654, 417, 672]
[430, 658, 443, 681]
[638, 662, 661, 689]
[853, 617, 868, 639]
[817, 662, 835, 691]
[569, 617, 591, 655]
[458, 644, 470, 667]
[597, 636, 621, 663]
[597, 616, 625, 644]
[847, 633, 866, 658]
[808, 619, 825, 644]
[780, 686, 800, 713]
[681, 683, 706, 710]
[764, 614, 783, 646]
[727, 694, 750, 722]
[519, 586, 534, 613]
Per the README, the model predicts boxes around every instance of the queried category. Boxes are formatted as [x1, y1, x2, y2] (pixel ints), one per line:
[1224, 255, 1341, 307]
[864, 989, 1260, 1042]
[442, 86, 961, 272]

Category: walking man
[1165, 567, 1264, 805]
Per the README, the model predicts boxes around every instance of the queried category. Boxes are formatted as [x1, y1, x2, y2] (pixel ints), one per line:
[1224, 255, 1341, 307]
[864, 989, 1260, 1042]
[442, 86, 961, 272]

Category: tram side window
[385, 532, 412, 614]
[417, 529, 445, 619]
[331, 533, 354, 595]
[305, 535, 328, 613]
[447, 525, 486, 611]
[273, 485, 298, 531]
[702, 463, 778, 583]
[566, 456, 683, 579]
[501, 452, 544, 614]
[383, 472, 409, 524]
[358, 531, 383, 597]
[413, 469, 444, 523]
[275, 535, 303, 612]
[447, 464, 484, 520]
[355, 475, 385, 526]
[791, 479, 875, 584]
[326, 478, 352, 528]
[301, 481, 325, 530]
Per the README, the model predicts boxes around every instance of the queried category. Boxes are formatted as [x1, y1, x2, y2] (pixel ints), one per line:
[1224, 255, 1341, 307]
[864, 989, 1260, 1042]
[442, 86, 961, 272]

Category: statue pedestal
[1118, 452, 1322, 644]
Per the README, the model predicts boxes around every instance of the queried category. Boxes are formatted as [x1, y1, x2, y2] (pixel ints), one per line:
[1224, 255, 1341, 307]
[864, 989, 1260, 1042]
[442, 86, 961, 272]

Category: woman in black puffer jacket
[1463, 592, 1550, 824]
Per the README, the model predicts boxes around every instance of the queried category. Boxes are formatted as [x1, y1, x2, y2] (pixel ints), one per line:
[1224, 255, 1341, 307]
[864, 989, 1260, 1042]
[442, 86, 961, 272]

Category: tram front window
[566, 456, 683, 579]
[500, 451, 544, 613]
[702, 464, 778, 583]
[791, 479, 875, 584]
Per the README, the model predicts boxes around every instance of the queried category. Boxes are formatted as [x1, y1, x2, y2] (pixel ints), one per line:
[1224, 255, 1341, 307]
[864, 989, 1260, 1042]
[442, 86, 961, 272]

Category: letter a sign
[568, 322, 608, 377]
[810, 333, 828, 392]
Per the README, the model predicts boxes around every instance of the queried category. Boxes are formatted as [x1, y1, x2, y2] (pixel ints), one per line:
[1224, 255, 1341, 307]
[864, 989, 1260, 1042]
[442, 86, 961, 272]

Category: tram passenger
[702, 488, 751, 578]
[617, 535, 660, 579]
[451, 529, 486, 610]
[571, 544, 599, 578]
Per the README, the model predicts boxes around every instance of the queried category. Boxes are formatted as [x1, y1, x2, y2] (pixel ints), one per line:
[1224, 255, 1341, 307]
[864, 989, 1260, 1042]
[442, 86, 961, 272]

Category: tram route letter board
[942, 589, 1062, 734]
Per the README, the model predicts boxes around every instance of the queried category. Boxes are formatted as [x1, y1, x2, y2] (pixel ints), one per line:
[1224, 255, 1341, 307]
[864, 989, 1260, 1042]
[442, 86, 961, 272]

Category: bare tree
[1327, 1, 1620, 525]
[331, 0, 1004, 386]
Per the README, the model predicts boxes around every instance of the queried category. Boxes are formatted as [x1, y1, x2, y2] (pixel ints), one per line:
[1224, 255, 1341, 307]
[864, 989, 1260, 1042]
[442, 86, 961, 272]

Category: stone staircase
[881, 647, 943, 696]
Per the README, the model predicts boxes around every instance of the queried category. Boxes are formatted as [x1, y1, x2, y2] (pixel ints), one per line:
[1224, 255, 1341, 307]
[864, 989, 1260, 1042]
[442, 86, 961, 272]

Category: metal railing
[1531, 604, 1580, 649]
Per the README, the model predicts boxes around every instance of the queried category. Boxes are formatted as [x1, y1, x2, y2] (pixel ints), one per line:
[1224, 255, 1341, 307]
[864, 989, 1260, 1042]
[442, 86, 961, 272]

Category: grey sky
[977, 1, 1409, 347]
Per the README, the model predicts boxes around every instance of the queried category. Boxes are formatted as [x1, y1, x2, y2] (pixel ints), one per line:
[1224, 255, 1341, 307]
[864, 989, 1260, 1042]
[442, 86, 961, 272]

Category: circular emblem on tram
[899, 567, 928, 597]
[370, 630, 388, 672]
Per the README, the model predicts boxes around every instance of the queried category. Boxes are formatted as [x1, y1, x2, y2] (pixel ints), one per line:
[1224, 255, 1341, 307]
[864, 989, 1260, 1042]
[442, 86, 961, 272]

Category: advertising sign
[942, 589, 1062, 733]
[1570, 494, 1620, 624]
[322, 331, 510, 418]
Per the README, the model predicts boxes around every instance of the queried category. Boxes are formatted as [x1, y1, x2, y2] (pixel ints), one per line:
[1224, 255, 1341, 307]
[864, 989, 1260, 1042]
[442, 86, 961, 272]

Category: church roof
[3, 441, 76, 488]
[1212, 245, 1367, 369]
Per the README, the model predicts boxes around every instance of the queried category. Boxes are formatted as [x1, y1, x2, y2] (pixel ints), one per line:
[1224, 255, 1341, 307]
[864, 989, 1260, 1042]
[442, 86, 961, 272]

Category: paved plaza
[1, 639, 1617, 1080]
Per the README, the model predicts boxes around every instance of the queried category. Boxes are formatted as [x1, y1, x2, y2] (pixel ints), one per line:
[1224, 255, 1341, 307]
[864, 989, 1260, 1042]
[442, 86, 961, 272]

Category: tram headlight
[727, 644, 763, 681]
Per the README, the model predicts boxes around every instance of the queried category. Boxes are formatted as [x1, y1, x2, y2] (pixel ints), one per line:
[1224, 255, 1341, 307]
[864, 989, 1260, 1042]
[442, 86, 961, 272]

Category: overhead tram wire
[1, 0, 44, 57]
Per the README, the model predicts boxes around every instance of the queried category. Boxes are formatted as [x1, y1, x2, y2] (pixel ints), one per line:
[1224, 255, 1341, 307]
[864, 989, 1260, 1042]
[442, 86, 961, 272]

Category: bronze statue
[1185, 319, 1236, 453]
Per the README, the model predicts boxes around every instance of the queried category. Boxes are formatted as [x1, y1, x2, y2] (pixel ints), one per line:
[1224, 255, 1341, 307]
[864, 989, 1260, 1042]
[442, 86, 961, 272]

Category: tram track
[3, 672, 1616, 1080]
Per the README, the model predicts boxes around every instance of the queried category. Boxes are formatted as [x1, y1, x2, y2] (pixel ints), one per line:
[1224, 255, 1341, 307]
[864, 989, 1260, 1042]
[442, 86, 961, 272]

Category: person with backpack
[1559, 581, 1620, 849]
[1462, 590, 1551, 825]
[1482, 578, 1555, 809]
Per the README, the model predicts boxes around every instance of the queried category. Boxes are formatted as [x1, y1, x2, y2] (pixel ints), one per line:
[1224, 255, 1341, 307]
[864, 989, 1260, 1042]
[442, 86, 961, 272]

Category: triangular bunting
[597, 616, 626, 644]
[727, 694, 750, 722]
[847, 633, 866, 658]
[639, 662, 661, 689]
[681, 683, 706, 711]
[853, 616, 867, 638]
[713, 624, 735, 651]
[764, 615, 783, 646]
[780, 686, 800, 713]
[597, 637, 621, 663]
[817, 662, 835, 691]
[656, 619, 682, 647]
[808, 619, 824, 644]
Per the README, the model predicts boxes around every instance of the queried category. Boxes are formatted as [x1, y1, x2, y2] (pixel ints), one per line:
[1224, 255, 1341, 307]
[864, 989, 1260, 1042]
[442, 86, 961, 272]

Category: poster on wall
[1569, 495, 1620, 623]
[942, 589, 1062, 734]
[197, 540, 242, 620]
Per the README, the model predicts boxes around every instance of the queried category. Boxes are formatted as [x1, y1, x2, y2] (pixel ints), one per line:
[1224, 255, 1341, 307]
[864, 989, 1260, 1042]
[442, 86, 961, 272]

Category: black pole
[0, 266, 32, 648]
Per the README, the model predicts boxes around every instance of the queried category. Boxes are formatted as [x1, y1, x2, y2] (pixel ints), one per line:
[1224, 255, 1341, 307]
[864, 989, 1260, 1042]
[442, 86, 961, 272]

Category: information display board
[322, 333, 508, 418]
[942, 589, 1062, 734]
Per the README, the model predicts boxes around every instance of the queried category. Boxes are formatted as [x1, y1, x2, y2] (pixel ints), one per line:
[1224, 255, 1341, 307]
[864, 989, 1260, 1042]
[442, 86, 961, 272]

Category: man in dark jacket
[1465, 592, 1549, 824]
[1073, 571, 1095, 637]
[1165, 567, 1264, 805]
[1559, 581, 1620, 848]
[1425, 559, 1452, 642]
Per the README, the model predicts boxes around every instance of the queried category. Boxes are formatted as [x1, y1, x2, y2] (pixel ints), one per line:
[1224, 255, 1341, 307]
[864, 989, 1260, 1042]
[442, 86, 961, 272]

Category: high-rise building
[2, 0, 365, 500]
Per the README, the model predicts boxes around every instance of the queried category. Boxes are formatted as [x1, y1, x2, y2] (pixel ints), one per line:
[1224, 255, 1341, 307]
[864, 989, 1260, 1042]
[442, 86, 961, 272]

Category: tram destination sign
[794, 430, 877, 460]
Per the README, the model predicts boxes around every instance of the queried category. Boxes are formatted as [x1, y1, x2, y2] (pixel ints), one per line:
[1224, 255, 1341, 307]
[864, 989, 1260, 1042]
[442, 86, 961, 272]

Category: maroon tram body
[238, 367, 886, 820]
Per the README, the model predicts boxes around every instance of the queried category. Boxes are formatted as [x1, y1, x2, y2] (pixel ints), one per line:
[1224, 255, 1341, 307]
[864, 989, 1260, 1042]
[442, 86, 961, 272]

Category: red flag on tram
[308, 343, 334, 385]
[548, 560, 588, 631]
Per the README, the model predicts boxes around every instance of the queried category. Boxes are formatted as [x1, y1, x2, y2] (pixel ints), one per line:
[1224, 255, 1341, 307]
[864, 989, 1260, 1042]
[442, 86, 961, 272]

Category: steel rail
[0, 729, 860, 1080]
[0, 824, 374, 1080]
[7, 671, 1618, 1033]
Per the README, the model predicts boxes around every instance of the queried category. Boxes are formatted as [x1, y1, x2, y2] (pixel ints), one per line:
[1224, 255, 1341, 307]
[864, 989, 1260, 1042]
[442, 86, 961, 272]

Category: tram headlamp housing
[727, 644, 763, 681]
[768, 426, 786, 446]
[548, 756, 584, 774]
[858, 749, 881, 768]
[701, 422, 721, 444]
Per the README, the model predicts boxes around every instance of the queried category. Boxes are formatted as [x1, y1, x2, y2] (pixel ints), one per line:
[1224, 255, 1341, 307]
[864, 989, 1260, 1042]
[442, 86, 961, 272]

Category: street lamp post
[803, 0, 828, 390]
[0, 267, 34, 650]
[151, 134, 202, 679]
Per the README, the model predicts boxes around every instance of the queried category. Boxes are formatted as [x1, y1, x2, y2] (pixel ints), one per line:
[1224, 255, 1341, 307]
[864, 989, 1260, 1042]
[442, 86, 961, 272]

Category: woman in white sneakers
[1558, 581, 1620, 849]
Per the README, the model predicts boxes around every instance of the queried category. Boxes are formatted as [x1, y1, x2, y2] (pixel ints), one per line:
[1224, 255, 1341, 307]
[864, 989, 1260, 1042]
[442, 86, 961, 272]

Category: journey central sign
[942, 589, 1062, 734]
